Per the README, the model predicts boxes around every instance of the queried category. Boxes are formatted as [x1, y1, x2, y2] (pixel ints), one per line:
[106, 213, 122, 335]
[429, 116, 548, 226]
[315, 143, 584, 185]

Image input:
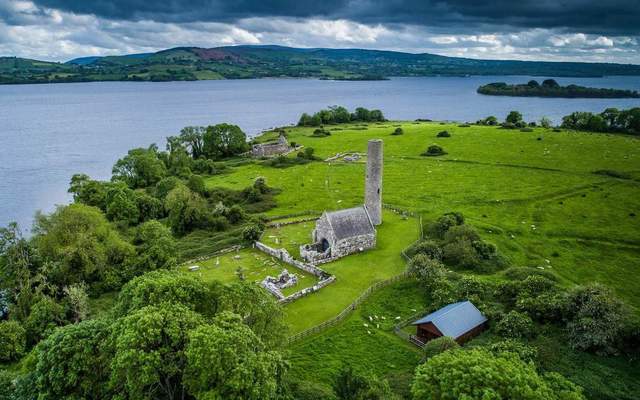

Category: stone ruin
[261, 269, 298, 299]
[251, 132, 291, 157]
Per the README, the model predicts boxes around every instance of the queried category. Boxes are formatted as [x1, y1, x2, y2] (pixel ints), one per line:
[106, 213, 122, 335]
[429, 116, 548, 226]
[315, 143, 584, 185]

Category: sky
[0, 0, 639, 63]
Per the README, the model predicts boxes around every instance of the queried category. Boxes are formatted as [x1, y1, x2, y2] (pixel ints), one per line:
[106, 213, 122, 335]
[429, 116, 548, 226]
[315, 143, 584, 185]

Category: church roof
[325, 206, 375, 240]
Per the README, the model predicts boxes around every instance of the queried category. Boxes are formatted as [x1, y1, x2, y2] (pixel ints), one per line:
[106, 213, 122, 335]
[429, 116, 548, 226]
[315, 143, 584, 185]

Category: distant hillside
[2, 45, 640, 84]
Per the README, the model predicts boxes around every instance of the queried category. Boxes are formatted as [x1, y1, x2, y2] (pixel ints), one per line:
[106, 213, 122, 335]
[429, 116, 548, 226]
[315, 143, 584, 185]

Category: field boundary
[393, 309, 429, 349]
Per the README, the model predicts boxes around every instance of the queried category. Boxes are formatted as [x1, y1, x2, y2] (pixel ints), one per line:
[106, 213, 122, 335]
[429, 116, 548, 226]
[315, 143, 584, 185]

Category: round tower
[365, 139, 383, 225]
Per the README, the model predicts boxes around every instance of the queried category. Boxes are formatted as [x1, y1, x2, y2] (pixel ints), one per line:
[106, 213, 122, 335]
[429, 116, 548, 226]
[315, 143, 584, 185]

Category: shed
[412, 301, 487, 344]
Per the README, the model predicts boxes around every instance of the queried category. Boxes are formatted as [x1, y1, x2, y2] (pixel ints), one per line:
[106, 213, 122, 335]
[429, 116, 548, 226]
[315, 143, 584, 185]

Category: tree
[408, 254, 446, 289]
[539, 116, 552, 129]
[488, 339, 538, 363]
[423, 336, 459, 358]
[0, 320, 26, 361]
[333, 366, 395, 400]
[68, 174, 108, 210]
[112, 146, 167, 189]
[164, 185, 209, 235]
[527, 80, 540, 87]
[542, 79, 560, 88]
[63, 282, 89, 322]
[0, 370, 15, 400]
[105, 183, 139, 225]
[34, 319, 112, 400]
[176, 126, 206, 159]
[243, 222, 265, 242]
[185, 312, 287, 400]
[114, 270, 215, 317]
[109, 304, 205, 400]
[33, 204, 134, 290]
[203, 123, 249, 159]
[506, 111, 523, 124]
[24, 296, 66, 345]
[187, 174, 206, 195]
[411, 349, 585, 400]
[133, 220, 178, 273]
[220, 282, 286, 348]
[566, 284, 627, 354]
[134, 190, 164, 222]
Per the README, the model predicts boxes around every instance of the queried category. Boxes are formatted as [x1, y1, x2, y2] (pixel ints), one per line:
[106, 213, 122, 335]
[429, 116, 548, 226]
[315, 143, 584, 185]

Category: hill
[2, 45, 640, 84]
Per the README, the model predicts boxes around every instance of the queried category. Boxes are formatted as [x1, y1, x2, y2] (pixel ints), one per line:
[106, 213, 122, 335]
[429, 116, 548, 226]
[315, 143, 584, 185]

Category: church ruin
[300, 139, 383, 262]
[251, 132, 291, 157]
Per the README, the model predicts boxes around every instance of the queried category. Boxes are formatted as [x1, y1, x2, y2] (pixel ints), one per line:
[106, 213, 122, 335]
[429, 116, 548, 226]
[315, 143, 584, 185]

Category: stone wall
[253, 241, 336, 303]
[254, 241, 329, 278]
[334, 233, 376, 258]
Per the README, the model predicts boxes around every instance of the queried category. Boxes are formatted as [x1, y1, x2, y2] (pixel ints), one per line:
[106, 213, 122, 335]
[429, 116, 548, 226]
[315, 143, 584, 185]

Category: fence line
[393, 309, 429, 349]
[287, 271, 411, 344]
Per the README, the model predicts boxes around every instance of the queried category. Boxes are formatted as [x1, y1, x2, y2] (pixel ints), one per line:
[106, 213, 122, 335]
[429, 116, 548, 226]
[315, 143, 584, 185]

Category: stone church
[251, 133, 290, 157]
[300, 139, 383, 263]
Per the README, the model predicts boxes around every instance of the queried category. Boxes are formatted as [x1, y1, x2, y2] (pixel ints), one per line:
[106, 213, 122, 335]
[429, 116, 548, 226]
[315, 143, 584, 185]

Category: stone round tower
[365, 139, 383, 225]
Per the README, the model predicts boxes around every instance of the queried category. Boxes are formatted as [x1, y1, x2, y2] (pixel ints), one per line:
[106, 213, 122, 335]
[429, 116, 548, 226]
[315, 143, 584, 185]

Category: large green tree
[34, 319, 112, 400]
[0, 320, 26, 361]
[113, 270, 216, 317]
[185, 312, 287, 400]
[411, 349, 584, 400]
[33, 204, 134, 291]
[164, 185, 209, 235]
[132, 220, 178, 273]
[203, 123, 249, 159]
[112, 145, 167, 189]
[108, 304, 205, 400]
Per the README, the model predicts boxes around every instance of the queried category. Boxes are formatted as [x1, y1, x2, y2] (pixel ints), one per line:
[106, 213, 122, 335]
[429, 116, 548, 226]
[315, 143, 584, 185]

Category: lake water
[1, 75, 639, 230]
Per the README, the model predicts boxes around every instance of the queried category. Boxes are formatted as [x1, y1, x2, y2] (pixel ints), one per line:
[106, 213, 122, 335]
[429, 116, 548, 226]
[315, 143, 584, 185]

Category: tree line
[297, 106, 386, 127]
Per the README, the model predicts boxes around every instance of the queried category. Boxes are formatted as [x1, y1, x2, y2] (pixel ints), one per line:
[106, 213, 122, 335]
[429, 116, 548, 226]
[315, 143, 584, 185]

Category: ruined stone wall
[251, 142, 289, 157]
[365, 139, 383, 225]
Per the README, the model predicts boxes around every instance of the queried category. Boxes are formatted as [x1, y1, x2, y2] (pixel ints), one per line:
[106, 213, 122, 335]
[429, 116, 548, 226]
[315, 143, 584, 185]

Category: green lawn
[179, 248, 320, 297]
[288, 279, 426, 398]
[206, 122, 640, 309]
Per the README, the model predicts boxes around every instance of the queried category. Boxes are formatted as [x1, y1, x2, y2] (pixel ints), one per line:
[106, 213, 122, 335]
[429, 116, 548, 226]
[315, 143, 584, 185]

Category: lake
[1, 75, 639, 230]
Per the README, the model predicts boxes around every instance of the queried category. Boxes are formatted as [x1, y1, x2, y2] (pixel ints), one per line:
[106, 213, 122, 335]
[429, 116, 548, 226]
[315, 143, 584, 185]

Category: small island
[477, 79, 640, 98]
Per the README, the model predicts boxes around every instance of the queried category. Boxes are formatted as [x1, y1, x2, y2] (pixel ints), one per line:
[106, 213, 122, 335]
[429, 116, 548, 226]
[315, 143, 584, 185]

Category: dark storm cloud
[30, 0, 640, 35]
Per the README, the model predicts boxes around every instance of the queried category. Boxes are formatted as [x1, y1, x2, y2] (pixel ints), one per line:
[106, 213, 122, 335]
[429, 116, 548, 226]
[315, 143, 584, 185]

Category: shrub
[421, 145, 446, 157]
[506, 110, 523, 124]
[408, 254, 446, 289]
[443, 225, 480, 244]
[442, 239, 480, 269]
[0, 320, 26, 361]
[495, 310, 535, 339]
[488, 339, 537, 363]
[502, 267, 557, 282]
[501, 122, 516, 129]
[436, 130, 451, 137]
[312, 128, 331, 137]
[25, 297, 66, 345]
[423, 336, 459, 358]
[566, 285, 627, 354]
[427, 213, 464, 238]
[242, 223, 265, 241]
[391, 127, 404, 135]
[405, 239, 443, 260]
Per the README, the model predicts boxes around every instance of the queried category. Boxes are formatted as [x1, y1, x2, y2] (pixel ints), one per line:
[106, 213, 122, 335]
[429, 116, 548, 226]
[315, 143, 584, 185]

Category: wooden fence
[393, 309, 429, 349]
[287, 271, 411, 344]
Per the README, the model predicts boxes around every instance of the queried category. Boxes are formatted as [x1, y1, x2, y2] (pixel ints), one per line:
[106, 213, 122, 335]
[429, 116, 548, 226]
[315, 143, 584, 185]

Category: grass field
[178, 248, 320, 297]
[206, 122, 640, 309]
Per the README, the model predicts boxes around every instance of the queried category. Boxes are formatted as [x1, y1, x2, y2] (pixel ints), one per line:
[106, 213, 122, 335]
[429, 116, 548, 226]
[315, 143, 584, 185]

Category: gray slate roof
[412, 301, 487, 339]
[325, 206, 375, 240]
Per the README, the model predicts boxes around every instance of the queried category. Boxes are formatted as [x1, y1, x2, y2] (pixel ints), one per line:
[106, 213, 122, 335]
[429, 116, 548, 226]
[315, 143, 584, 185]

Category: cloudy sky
[1, 0, 639, 63]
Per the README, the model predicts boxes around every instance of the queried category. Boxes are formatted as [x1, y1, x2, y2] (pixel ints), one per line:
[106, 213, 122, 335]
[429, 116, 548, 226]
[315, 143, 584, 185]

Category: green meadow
[206, 121, 640, 309]
[198, 120, 640, 398]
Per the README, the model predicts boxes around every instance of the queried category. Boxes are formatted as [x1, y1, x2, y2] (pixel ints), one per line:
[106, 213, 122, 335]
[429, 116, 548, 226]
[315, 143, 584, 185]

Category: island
[477, 79, 640, 98]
